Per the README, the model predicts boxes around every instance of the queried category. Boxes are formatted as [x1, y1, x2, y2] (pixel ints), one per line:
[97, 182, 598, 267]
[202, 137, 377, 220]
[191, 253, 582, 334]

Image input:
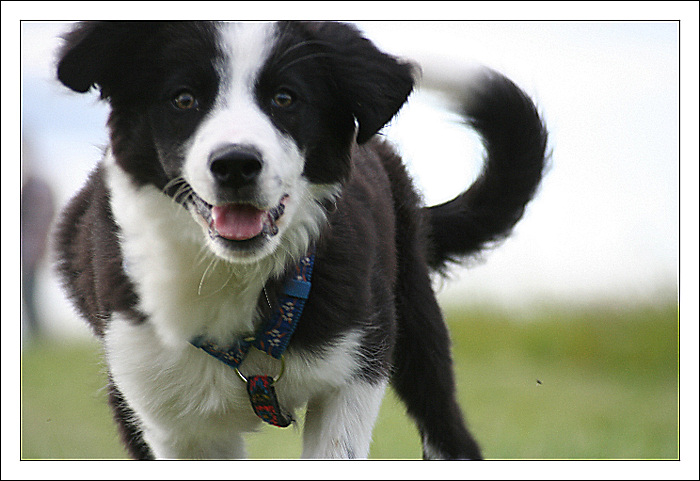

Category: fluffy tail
[426, 69, 549, 270]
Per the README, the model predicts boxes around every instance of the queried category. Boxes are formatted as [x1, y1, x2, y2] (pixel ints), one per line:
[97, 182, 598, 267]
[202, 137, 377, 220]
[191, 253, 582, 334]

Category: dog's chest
[108, 243, 342, 432]
[106, 315, 255, 426]
[103, 162, 363, 438]
[105, 311, 362, 436]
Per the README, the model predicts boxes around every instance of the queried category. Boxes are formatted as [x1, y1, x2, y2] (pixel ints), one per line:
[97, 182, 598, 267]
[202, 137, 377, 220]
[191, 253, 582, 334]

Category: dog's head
[57, 21, 415, 263]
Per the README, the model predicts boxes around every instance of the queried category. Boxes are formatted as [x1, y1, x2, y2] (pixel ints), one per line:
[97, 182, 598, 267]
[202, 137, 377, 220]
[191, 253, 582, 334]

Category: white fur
[184, 23, 285, 207]
[182, 22, 328, 264]
[105, 308, 369, 459]
[107, 150, 339, 345]
[107, 154, 261, 346]
[302, 379, 388, 459]
[101, 22, 382, 459]
[105, 151, 374, 459]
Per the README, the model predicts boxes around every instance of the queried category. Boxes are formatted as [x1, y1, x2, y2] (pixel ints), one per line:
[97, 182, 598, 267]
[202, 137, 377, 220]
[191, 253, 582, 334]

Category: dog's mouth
[189, 193, 289, 248]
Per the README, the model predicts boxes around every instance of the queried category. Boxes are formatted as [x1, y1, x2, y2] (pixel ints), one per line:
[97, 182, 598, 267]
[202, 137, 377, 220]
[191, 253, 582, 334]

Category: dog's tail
[425, 69, 549, 270]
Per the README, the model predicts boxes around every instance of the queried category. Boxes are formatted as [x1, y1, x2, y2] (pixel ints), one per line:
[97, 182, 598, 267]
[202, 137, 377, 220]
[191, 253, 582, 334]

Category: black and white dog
[54, 21, 547, 460]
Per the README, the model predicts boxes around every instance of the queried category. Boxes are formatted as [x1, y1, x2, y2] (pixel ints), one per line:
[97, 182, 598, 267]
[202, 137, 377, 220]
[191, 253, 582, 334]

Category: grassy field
[20, 302, 679, 460]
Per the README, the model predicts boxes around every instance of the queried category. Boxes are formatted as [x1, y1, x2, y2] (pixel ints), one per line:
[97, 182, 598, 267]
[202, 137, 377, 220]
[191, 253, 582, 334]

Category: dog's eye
[172, 90, 198, 110]
[272, 90, 294, 108]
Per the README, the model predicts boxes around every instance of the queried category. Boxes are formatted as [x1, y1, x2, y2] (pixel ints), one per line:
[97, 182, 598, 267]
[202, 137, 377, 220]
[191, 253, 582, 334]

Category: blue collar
[190, 250, 315, 368]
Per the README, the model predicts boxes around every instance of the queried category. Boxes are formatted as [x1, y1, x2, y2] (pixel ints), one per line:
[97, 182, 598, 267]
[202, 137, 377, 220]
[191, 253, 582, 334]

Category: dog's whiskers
[196, 253, 239, 299]
[277, 52, 336, 75]
[163, 177, 193, 206]
[273, 37, 333, 64]
[197, 257, 216, 296]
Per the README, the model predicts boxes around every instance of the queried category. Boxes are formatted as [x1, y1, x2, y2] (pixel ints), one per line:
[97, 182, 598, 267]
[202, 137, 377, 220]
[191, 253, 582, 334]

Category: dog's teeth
[273, 203, 285, 221]
[261, 220, 279, 238]
[268, 201, 286, 222]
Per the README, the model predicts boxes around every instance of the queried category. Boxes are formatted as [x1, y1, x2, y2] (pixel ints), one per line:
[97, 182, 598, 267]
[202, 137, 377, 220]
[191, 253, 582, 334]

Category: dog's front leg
[301, 378, 388, 459]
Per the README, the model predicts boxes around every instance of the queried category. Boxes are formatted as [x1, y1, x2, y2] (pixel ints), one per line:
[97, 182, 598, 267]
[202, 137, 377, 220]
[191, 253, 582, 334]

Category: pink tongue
[211, 204, 266, 241]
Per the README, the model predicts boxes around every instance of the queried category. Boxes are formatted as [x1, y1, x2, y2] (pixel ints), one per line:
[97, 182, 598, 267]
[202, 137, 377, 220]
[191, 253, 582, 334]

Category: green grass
[20, 303, 679, 460]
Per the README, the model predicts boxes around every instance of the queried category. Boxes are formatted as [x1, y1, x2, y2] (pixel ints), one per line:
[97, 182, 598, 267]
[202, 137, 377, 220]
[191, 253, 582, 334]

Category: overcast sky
[358, 19, 682, 308]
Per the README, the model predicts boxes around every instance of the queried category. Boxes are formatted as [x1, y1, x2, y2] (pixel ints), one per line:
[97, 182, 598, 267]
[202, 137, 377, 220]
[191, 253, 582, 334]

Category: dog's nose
[208, 146, 263, 189]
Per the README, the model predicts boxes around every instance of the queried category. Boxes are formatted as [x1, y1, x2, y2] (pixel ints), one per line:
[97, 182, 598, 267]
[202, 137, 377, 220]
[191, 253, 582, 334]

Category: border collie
[54, 21, 547, 460]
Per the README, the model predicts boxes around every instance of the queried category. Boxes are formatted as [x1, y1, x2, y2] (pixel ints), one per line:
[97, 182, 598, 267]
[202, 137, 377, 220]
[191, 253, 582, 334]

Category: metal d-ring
[235, 355, 286, 385]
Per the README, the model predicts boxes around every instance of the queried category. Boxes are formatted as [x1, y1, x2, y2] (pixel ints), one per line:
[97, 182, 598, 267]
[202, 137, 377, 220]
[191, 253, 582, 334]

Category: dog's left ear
[306, 22, 417, 144]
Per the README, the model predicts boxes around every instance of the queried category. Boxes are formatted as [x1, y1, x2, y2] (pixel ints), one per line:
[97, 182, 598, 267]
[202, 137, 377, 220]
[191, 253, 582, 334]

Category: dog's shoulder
[354, 138, 429, 242]
[54, 164, 143, 336]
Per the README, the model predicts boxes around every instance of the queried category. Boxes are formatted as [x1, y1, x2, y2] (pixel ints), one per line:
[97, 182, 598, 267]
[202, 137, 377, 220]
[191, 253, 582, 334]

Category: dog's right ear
[56, 21, 158, 97]
[57, 22, 115, 94]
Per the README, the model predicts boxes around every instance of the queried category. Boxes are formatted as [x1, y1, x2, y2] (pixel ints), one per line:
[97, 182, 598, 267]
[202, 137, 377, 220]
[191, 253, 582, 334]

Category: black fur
[107, 378, 154, 460]
[427, 71, 549, 268]
[54, 166, 145, 337]
[54, 21, 547, 460]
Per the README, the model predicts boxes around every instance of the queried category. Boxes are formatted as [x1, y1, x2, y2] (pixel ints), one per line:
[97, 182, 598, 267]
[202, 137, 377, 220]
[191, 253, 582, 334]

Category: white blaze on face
[177, 22, 332, 267]
[183, 22, 305, 209]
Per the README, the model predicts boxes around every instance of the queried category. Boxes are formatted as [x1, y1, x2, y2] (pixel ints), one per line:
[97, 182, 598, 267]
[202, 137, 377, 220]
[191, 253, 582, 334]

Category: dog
[53, 21, 547, 460]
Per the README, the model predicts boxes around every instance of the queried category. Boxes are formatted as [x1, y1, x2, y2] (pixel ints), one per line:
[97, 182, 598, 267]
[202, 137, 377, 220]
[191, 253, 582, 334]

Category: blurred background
[11, 8, 695, 470]
[19, 20, 680, 339]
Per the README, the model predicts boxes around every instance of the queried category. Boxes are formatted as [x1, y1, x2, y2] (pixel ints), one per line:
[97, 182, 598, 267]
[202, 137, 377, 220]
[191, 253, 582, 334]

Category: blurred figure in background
[21, 135, 55, 341]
